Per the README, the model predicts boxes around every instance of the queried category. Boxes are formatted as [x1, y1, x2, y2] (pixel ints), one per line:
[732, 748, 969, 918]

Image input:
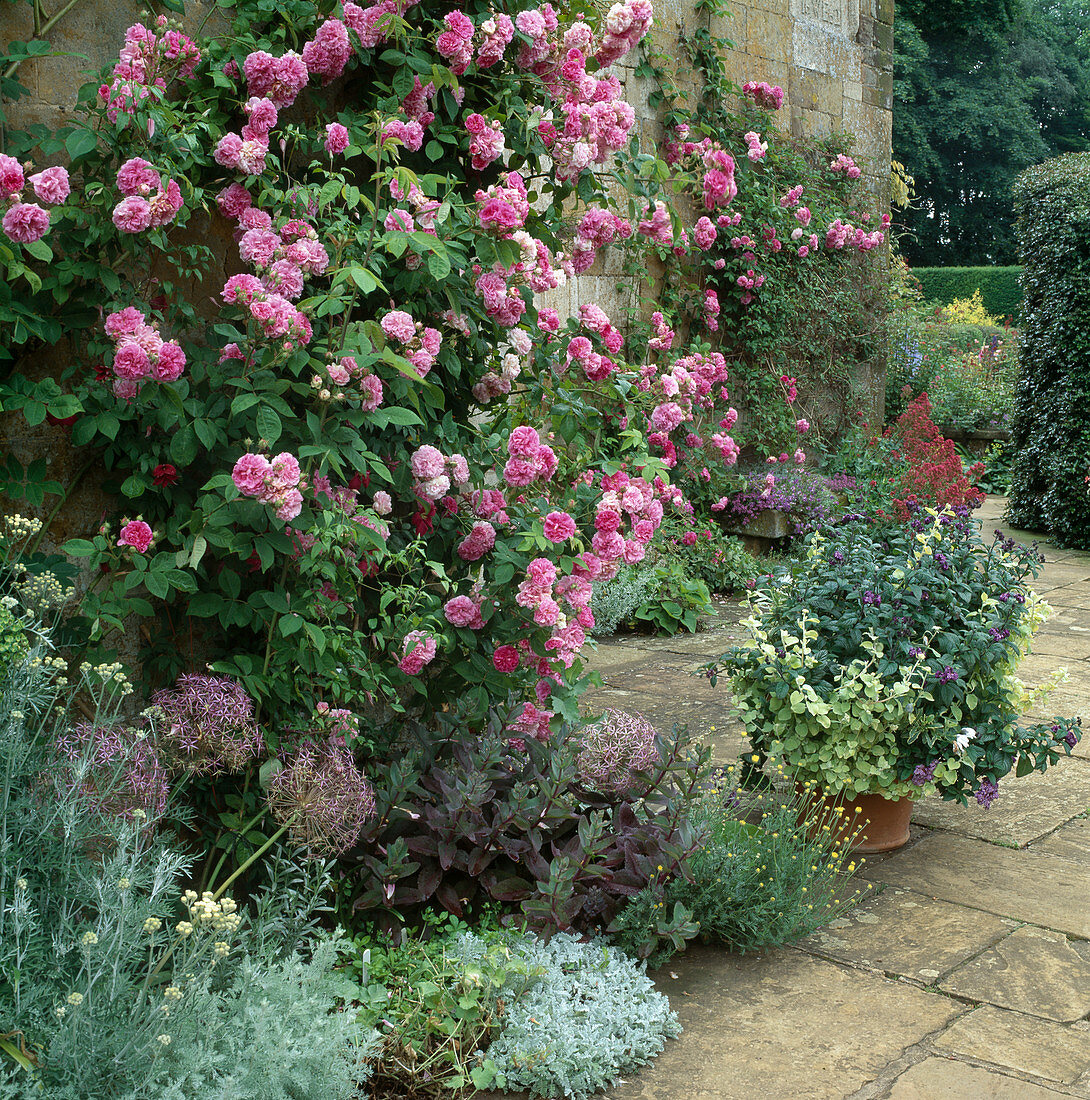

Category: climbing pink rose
[118, 520, 153, 553]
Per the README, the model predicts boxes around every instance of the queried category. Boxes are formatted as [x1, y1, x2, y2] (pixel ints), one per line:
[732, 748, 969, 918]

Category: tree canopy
[894, 0, 1090, 265]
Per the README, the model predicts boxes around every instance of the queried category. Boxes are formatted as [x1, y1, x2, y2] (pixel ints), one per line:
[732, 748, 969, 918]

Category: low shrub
[609, 774, 861, 966]
[346, 706, 712, 938]
[589, 559, 712, 636]
[457, 930, 681, 1100]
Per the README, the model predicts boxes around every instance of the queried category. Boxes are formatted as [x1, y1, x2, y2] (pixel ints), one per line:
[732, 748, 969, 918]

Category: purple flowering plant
[705, 508, 1081, 804]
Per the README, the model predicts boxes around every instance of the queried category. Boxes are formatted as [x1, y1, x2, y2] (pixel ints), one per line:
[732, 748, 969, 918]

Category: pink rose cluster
[591, 470, 664, 567]
[704, 289, 720, 332]
[641, 350, 730, 468]
[465, 113, 506, 171]
[825, 218, 885, 252]
[111, 157, 183, 234]
[647, 311, 675, 352]
[231, 451, 304, 521]
[457, 519, 498, 561]
[472, 344, 524, 405]
[829, 153, 862, 179]
[217, 192, 327, 347]
[98, 18, 200, 123]
[637, 200, 673, 246]
[103, 306, 186, 398]
[595, 0, 654, 65]
[214, 92, 282, 177]
[476, 171, 530, 234]
[742, 80, 784, 110]
[436, 10, 476, 74]
[547, 46, 636, 182]
[503, 426, 558, 488]
[476, 13, 515, 68]
[398, 630, 438, 675]
[570, 206, 631, 273]
[744, 130, 768, 162]
[410, 444, 470, 502]
[243, 49, 309, 108]
[314, 354, 383, 411]
[380, 310, 442, 378]
[343, 0, 406, 52]
[0, 155, 69, 244]
[514, 557, 593, 662]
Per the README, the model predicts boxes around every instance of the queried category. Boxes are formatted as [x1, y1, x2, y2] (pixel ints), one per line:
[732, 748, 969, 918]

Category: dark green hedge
[1007, 153, 1090, 548]
[912, 266, 1024, 320]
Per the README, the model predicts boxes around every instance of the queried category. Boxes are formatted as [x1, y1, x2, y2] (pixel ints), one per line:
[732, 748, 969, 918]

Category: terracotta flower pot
[797, 784, 914, 854]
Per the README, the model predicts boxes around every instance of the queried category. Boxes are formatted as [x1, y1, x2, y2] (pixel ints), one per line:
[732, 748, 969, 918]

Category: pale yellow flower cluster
[15, 569, 67, 610]
[180, 890, 242, 934]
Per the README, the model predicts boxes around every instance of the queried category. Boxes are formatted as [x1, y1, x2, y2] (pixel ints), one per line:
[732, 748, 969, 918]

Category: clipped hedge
[1007, 153, 1090, 547]
[912, 266, 1024, 320]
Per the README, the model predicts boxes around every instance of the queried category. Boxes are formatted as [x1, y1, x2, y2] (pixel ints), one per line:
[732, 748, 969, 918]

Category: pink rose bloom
[217, 183, 252, 219]
[147, 180, 183, 228]
[2, 202, 50, 244]
[398, 630, 437, 675]
[591, 529, 625, 561]
[302, 19, 350, 84]
[502, 456, 536, 487]
[507, 425, 540, 458]
[325, 122, 349, 154]
[417, 475, 450, 501]
[274, 488, 304, 521]
[543, 511, 576, 542]
[411, 444, 445, 479]
[28, 166, 70, 205]
[380, 309, 415, 343]
[444, 594, 480, 627]
[113, 343, 150, 380]
[533, 597, 560, 627]
[0, 154, 24, 197]
[232, 452, 271, 497]
[118, 520, 153, 553]
[105, 307, 145, 338]
[457, 521, 496, 561]
[493, 645, 520, 672]
[267, 452, 301, 493]
[372, 490, 392, 515]
[116, 157, 160, 196]
[112, 196, 152, 234]
[359, 373, 383, 412]
[214, 133, 243, 169]
[152, 341, 186, 382]
[633, 518, 655, 542]
[239, 227, 280, 266]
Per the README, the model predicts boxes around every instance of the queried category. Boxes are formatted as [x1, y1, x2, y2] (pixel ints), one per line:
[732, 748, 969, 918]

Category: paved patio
[566, 497, 1090, 1098]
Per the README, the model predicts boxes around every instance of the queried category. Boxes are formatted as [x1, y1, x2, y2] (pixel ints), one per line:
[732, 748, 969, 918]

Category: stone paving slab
[1032, 817, 1090, 862]
[933, 1005, 1090, 1086]
[885, 1058, 1072, 1099]
[939, 925, 1090, 1022]
[910, 757, 1090, 847]
[859, 832, 1090, 938]
[797, 886, 1010, 983]
[597, 946, 961, 1100]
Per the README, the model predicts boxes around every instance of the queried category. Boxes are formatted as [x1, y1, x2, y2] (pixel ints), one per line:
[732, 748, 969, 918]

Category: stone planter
[720, 508, 791, 555]
[940, 427, 1012, 458]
